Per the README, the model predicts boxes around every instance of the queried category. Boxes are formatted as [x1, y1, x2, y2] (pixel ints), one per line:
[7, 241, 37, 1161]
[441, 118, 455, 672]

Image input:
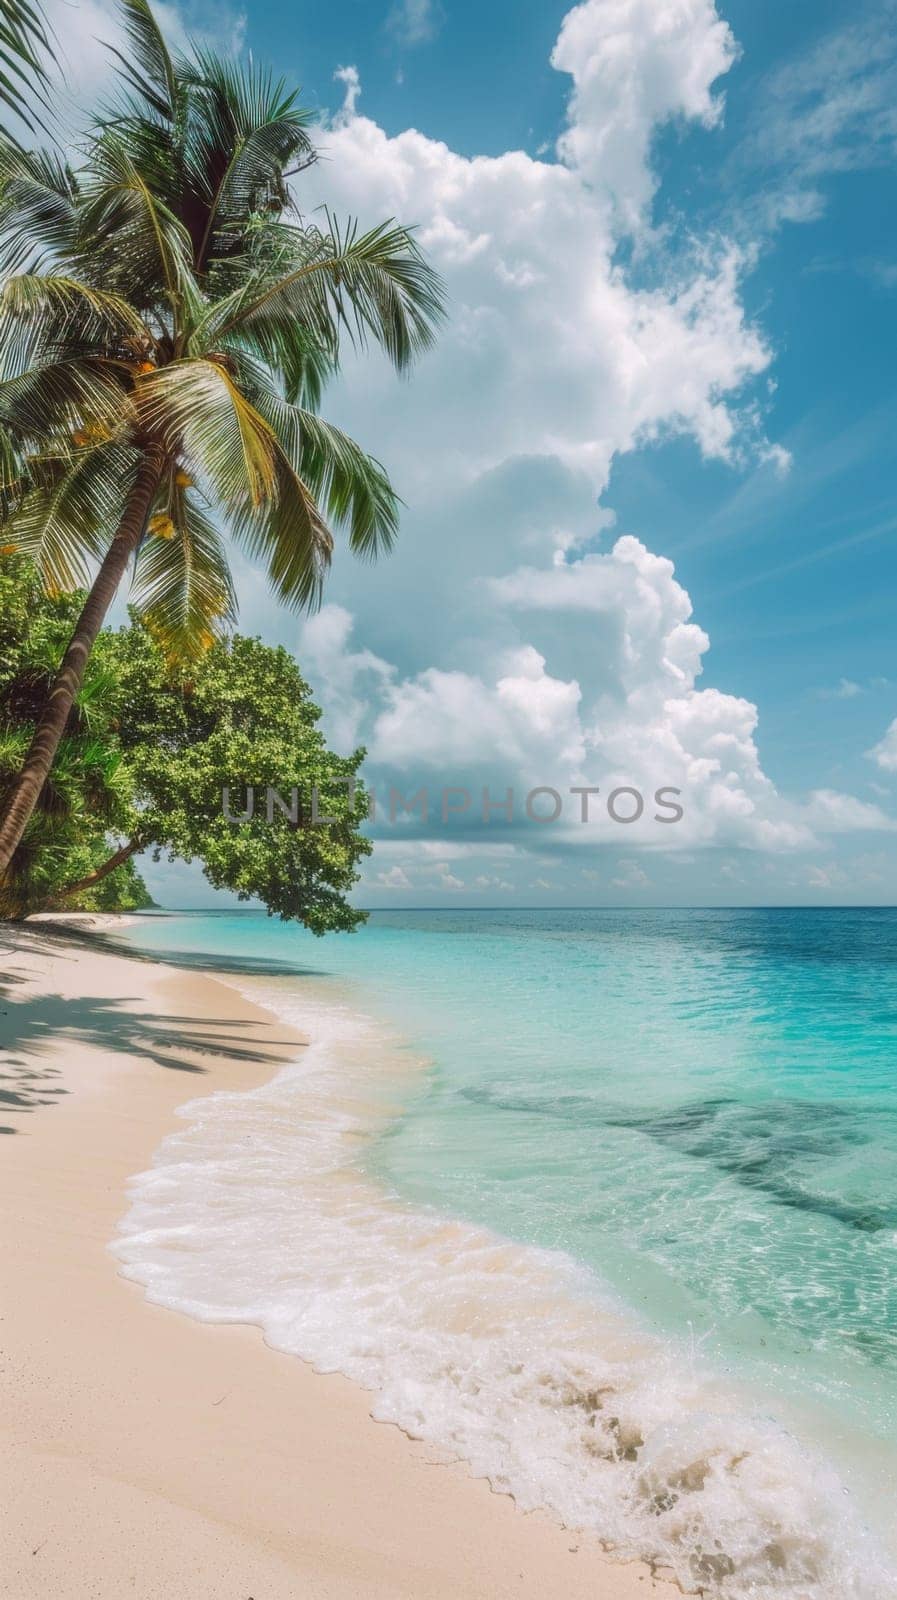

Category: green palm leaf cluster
[0, 0, 54, 135]
[0, 0, 444, 656]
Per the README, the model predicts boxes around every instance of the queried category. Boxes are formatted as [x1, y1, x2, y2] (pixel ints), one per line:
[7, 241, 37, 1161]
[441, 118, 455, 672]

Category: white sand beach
[0, 922, 677, 1600]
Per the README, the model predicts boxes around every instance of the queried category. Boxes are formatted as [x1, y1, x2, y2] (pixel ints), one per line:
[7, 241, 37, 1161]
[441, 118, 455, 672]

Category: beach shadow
[17, 919, 328, 981]
[129, 947, 326, 979]
[0, 1050, 68, 1130]
[0, 927, 301, 1134]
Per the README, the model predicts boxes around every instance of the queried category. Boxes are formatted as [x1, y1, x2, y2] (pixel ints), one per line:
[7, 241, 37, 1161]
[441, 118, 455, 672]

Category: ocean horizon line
[142, 902, 897, 915]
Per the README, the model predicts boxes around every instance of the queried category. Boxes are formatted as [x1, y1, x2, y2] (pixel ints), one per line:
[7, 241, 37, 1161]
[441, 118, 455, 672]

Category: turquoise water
[117, 907, 897, 1592]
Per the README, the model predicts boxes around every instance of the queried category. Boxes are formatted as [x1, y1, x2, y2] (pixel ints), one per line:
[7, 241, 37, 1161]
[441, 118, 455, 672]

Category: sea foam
[112, 978, 894, 1599]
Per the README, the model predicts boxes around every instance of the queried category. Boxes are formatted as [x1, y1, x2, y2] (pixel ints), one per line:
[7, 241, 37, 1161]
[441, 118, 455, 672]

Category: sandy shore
[0, 921, 678, 1600]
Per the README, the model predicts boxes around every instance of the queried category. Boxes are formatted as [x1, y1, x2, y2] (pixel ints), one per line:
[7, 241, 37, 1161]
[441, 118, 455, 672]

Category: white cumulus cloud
[280, 3, 894, 877]
[867, 718, 897, 774]
[304, 0, 775, 549]
[552, 0, 738, 228]
[303, 540, 895, 855]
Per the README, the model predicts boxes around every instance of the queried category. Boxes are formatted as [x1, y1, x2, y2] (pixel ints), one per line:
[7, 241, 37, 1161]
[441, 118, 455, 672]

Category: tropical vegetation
[0, 0, 53, 135]
[0, 0, 444, 890]
[0, 553, 370, 927]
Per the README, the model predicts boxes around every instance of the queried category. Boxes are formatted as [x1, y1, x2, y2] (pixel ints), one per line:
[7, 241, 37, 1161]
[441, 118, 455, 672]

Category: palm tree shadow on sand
[0, 924, 306, 1134]
[42, 918, 330, 980]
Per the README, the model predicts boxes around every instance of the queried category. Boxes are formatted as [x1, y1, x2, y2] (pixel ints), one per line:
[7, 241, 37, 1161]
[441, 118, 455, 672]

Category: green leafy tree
[1, 554, 371, 929]
[0, 0, 444, 877]
[0, 556, 155, 915]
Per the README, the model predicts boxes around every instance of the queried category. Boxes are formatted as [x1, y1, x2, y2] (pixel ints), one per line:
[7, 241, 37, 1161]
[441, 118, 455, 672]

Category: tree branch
[41, 835, 144, 908]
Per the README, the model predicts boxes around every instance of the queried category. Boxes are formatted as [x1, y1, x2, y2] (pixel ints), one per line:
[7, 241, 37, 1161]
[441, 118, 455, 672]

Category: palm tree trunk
[0, 451, 164, 876]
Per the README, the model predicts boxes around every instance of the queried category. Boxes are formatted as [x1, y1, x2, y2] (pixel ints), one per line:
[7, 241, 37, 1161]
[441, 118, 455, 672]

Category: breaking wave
[113, 978, 893, 1599]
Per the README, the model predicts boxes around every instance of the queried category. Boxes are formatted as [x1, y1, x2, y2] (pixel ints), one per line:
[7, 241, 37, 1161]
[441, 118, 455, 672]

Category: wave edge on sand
[112, 974, 895, 1600]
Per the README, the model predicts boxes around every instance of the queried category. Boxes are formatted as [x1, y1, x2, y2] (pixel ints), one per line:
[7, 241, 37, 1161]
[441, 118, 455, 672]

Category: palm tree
[0, 0, 53, 135]
[0, 0, 444, 876]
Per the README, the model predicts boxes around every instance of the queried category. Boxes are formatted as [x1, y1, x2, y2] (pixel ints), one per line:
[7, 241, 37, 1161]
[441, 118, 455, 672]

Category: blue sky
[53, 0, 897, 907]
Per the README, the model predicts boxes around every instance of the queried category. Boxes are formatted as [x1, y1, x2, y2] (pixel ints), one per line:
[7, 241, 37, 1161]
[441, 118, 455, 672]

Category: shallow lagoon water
[115, 907, 897, 1595]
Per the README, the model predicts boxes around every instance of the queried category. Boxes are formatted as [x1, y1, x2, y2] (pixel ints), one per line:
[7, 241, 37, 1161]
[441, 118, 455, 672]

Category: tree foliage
[0, 553, 371, 929]
[0, 0, 444, 652]
[0, 556, 154, 914]
[0, 0, 443, 876]
[0, 0, 54, 137]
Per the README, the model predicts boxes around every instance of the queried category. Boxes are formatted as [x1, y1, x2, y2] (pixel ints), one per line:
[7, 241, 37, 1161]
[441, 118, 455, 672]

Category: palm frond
[178, 51, 315, 273]
[229, 442, 333, 610]
[0, 275, 147, 377]
[77, 134, 197, 312]
[0, 0, 54, 135]
[201, 214, 446, 371]
[138, 354, 333, 609]
[102, 0, 178, 122]
[185, 49, 310, 143]
[132, 480, 236, 658]
[137, 356, 278, 505]
[0, 417, 24, 510]
[249, 380, 399, 559]
[4, 441, 138, 590]
[219, 313, 335, 408]
[201, 113, 314, 262]
[0, 141, 78, 273]
[0, 357, 133, 448]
